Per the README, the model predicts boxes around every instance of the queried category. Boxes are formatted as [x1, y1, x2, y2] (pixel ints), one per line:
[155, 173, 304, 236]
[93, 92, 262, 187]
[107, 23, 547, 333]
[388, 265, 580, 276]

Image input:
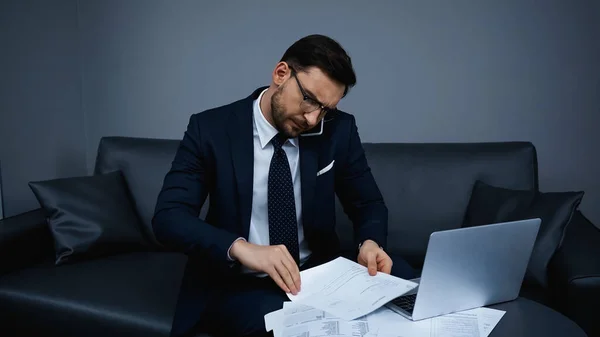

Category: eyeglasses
[291, 68, 337, 119]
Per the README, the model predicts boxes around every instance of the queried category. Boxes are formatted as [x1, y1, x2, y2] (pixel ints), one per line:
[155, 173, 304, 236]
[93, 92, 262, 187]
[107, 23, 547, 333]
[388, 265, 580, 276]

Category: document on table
[265, 301, 371, 337]
[365, 306, 506, 337]
[476, 307, 506, 336]
[266, 302, 505, 337]
[287, 257, 418, 320]
[430, 311, 481, 337]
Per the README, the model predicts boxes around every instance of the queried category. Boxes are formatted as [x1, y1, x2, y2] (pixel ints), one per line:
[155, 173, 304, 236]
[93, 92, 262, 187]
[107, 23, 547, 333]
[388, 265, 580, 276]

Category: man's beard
[270, 87, 297, 139]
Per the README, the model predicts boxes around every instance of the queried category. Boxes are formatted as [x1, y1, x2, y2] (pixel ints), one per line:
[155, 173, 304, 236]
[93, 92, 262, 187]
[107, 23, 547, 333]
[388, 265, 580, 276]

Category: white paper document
[430, 311, 481, 337]
[268, 256, 506, 337]
[266, 301, 371, 337]
[287, 257, 418, 320]
[266, 302, 505, 337]
[475, 307, 506, 336]
[364, 306, 432, 337]
[364, 306, 506, 337]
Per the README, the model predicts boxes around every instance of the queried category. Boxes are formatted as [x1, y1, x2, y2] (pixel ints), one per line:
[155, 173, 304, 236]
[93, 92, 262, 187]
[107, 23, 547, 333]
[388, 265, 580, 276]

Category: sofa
[0, 136, 598, 337]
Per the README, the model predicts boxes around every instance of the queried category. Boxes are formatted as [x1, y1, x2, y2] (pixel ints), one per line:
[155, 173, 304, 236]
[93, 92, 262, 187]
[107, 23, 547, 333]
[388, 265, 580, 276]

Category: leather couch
[0, 136, 598, 337]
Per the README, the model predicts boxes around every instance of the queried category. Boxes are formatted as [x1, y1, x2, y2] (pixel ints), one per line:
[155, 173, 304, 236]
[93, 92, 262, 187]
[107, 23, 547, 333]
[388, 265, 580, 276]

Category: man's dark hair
[280, 34, 356, 97]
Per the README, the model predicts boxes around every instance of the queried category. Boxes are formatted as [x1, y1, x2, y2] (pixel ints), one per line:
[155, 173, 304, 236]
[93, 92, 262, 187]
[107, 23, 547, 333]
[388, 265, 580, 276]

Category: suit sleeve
[152, 114, 240, 268]
[335, 115, 388, 250]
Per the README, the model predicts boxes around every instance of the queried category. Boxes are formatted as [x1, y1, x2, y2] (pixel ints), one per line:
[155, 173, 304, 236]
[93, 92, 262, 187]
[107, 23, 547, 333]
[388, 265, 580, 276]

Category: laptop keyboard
[391, 294, 417, 315]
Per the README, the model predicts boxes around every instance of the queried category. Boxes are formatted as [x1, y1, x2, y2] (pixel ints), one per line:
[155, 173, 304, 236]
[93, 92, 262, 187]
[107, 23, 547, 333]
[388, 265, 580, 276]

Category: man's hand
[357, 240, 393, 276]
[230, 240, 301, 295]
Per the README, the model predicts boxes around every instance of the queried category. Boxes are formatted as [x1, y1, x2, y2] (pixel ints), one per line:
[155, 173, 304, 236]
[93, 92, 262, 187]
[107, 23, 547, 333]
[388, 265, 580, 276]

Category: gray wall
[79, 0, 600, 224]
[1, 0, 598, 226]
[0, 0, 87, 217]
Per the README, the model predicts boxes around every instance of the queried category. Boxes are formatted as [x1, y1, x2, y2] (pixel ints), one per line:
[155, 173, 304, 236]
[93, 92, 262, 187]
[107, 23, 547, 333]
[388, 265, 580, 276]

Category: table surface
[488, 297, 586, 337]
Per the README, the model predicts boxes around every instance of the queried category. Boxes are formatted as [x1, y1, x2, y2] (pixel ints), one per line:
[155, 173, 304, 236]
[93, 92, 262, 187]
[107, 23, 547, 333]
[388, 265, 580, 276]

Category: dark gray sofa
[0, 136, 598, 337]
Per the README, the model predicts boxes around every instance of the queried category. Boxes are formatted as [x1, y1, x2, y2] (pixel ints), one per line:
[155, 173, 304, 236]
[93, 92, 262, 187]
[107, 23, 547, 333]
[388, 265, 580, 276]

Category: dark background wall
[0, 0, 87, 217]
[1, 0, 599, 226]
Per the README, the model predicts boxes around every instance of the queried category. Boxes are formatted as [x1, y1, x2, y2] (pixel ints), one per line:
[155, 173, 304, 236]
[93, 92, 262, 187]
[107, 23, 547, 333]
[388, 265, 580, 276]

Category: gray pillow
[464, 180, 584, 289]
[29, 170, 151, 265]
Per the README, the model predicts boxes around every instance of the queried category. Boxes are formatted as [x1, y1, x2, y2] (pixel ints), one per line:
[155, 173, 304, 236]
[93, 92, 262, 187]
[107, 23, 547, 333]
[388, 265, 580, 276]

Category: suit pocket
[316, 160, 335, 177]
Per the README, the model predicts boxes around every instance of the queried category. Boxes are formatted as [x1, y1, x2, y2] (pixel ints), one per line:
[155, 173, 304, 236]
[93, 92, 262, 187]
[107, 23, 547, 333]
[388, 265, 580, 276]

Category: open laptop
[386, 218, 541, 321]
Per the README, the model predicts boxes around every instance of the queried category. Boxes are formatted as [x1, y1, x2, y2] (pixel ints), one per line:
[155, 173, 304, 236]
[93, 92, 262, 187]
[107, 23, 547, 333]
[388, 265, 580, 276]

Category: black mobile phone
[300, 119, 324, 137]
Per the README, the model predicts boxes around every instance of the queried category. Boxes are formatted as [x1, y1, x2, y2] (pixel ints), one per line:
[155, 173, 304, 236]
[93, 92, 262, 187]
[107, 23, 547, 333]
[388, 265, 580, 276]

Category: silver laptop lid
[411, 218, 541, 321]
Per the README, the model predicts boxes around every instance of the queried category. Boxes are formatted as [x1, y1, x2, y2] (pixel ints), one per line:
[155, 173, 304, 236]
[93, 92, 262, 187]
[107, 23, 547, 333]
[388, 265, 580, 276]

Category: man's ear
[272, 62, 291, 86]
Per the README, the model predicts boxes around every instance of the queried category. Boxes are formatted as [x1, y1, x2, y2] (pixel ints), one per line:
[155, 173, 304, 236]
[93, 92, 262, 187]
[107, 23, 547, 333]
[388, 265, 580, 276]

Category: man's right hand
[230, 240, 301, 295]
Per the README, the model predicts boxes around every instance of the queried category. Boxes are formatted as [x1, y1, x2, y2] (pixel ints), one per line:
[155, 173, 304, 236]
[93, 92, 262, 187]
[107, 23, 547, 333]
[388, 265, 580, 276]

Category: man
[152, 34, 414, 337]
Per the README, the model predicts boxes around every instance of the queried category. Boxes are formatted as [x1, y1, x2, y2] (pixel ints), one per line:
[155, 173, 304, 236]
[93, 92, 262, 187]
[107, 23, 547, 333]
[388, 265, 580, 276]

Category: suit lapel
[228, 92, 258, 240]
[299, 136, 319, 231]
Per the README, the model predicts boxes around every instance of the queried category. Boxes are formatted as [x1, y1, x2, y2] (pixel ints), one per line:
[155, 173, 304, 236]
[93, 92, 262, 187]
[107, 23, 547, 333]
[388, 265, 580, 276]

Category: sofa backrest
[95, 137, 538, 267]
[335, 142, 538, 267]
[94, 137, 188, 246]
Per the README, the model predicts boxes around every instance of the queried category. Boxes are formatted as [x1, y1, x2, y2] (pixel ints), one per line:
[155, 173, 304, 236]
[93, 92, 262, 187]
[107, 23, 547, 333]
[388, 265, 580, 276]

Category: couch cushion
[94, 137, 210, 247]
[0, 208, 54, 276]
[28, 170, 152, 265]
[335, 142, 538, 267]
[0, 252, 187, 337]
[464, 180, 584, 289]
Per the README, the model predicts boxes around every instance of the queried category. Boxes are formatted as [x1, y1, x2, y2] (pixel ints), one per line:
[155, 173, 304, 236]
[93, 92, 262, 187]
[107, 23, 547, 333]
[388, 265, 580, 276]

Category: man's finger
[367, 252, 377, 276]
[278, 246, 301, 291]
[378, 259, 393, 274]
[280, 256, 301, 293]
[286, 247, 301, 291]
[274, 260, 298, 295]
[276, 244, 298, 286]
[269, 267, 290, 293]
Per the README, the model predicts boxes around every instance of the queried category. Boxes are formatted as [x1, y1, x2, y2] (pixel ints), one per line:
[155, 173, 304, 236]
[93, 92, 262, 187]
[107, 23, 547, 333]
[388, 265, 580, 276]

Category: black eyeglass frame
[290, 68, 338, 121]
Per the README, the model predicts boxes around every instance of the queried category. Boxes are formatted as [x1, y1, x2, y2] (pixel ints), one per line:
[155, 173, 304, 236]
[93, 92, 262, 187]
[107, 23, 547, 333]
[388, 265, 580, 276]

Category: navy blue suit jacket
[152, 87, 388, 333]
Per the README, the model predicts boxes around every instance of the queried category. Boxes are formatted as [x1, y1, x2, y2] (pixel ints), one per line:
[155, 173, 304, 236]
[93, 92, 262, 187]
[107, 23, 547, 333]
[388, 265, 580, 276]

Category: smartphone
[300, 119, 324, 137]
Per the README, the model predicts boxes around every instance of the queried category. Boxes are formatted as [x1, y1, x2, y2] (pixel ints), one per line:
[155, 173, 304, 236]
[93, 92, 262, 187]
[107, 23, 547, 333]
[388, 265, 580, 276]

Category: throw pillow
[29, 170, 151, 265]
[464, 180, 584, 289]
[463, 181, 536, 226]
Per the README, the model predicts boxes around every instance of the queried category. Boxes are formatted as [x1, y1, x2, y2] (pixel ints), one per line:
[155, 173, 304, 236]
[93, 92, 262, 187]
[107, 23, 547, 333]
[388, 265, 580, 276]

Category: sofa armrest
[548, 210, 600, 337]
[0, 208, 54, 276]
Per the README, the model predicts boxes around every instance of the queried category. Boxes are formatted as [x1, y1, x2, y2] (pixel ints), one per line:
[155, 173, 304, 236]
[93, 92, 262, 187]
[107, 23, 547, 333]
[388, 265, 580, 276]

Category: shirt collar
[253, 88, 298, 149]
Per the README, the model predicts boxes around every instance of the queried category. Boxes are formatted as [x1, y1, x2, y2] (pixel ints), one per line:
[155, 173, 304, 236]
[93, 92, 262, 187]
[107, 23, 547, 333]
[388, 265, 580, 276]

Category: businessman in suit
[153, 34, 414, 337]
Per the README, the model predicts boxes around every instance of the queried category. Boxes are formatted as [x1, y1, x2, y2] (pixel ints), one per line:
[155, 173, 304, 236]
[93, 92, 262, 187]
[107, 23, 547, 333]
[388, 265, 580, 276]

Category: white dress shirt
[233, 88, 312, 274]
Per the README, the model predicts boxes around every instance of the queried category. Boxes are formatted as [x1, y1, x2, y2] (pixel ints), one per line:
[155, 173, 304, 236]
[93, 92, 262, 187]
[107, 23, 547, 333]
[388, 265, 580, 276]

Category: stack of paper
[264, 257, 506, 337]
[265, 301, 505, 337]
[365, 305, 506, 337]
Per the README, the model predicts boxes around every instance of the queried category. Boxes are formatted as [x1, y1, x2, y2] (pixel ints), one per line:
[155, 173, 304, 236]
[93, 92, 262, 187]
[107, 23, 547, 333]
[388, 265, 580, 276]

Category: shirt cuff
[227, 237, 247, 261]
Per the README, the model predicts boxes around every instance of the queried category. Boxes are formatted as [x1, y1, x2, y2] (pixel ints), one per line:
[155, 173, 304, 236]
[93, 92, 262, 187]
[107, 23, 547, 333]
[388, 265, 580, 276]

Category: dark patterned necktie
[268, 133, 300, 264]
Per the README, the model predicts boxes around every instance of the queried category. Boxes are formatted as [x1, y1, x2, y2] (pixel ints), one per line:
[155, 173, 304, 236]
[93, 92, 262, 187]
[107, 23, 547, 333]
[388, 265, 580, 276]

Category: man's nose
[304, 109, 321, 128]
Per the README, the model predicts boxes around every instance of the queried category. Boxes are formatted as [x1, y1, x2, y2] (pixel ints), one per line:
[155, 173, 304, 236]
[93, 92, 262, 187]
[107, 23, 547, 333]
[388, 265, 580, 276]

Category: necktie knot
[271, 133, 287, 151]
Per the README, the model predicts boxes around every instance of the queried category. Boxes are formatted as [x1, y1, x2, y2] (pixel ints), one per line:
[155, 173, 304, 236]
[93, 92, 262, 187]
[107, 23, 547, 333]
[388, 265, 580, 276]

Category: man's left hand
[357, 240, 393, 276]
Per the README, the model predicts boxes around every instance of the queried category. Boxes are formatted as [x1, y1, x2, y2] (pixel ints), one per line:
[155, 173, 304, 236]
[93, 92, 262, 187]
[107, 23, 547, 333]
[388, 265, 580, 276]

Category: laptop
[386, 218, 541, 321]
